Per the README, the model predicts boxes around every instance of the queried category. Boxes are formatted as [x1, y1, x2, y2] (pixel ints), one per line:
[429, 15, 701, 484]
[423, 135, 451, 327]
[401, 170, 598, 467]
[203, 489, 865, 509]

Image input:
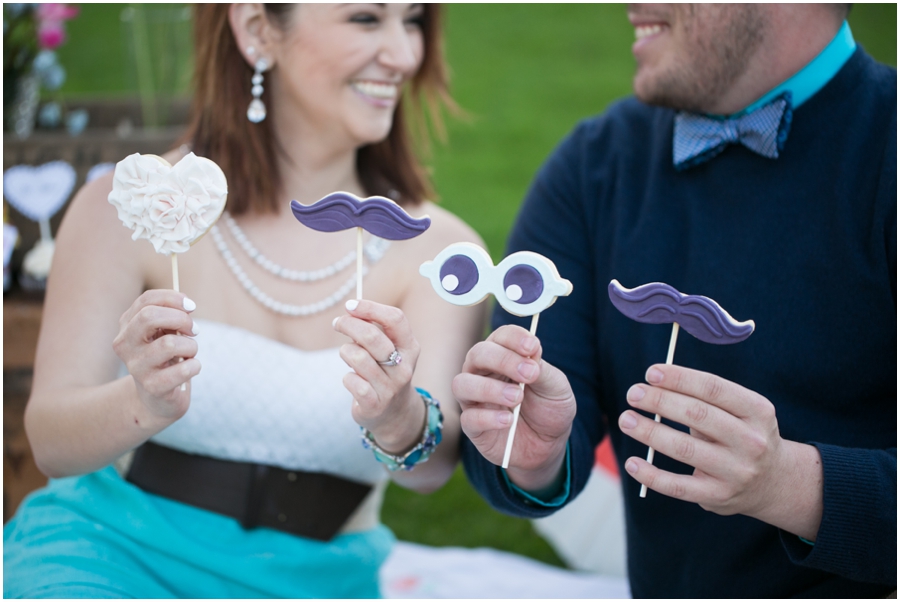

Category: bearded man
[455, 4, 896, 597]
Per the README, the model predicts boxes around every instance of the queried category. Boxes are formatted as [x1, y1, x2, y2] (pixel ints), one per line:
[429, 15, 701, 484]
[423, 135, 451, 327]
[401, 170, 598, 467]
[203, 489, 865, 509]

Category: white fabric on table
[381, 541, 631, 599]
[532, 466, 628, 577]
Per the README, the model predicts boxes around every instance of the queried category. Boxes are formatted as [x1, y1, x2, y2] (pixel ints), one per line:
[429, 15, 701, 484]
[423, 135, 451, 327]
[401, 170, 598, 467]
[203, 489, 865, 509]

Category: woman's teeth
[351, 81, 398, 100]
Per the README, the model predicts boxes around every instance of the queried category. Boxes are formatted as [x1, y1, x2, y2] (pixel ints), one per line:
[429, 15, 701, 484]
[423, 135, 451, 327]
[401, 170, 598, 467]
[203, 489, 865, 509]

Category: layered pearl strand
[223, 212, 358, 281]
[211, 212, 390, 317]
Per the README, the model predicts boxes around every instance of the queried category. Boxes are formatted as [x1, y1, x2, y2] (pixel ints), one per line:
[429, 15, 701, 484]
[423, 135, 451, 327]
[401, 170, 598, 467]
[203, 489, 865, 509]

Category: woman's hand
[333, 299, 425, 455]
[112, 289, 201, 423]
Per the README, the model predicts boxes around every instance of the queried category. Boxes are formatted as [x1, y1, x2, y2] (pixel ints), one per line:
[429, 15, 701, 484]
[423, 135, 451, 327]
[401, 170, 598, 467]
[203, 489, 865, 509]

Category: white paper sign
[3, 161, 77, 223]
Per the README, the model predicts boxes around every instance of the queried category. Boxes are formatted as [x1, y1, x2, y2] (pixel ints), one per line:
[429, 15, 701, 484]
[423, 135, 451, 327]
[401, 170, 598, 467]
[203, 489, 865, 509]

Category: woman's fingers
[137, 357, 202, 399]
[343, 299, 416, 351]
[333, 300, 418, 383]
[116, 304, 197, 354]
[339, 343, 391, 389]
[334, 315, 397, 367]
[119, 289, 196, 331]
[127, 334, 199, 378]
[343, 372, 381, 417]
[110, 292, 202, 421]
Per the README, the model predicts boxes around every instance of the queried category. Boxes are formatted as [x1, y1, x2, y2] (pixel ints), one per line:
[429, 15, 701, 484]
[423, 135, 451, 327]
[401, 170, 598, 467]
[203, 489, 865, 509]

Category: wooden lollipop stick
[171, 253, 180, 292]
[170, 254, 188, 391]
[39, 218, 52, 243]
[356, 227, 363, 300]
[501, 313, 541, 469]
[640, 322, 680, 498]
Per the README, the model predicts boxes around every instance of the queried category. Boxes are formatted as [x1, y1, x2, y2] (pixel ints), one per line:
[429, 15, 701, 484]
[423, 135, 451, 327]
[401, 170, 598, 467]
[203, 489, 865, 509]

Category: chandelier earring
[247, 50, 270, 124]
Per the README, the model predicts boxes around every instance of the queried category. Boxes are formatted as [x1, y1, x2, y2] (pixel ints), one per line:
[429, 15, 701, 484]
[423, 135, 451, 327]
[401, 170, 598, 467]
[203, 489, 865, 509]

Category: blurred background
[4, 3, 897, 569]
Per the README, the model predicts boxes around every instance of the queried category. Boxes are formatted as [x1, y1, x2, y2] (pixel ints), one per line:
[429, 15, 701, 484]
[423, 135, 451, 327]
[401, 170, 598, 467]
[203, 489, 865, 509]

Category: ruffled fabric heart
[108, 152, 228, 254]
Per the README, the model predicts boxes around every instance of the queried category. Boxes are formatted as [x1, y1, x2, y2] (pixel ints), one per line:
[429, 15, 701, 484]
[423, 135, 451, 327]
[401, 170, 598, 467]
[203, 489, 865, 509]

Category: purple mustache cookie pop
[608, 279, 755, 498]
[292, 191, 431, 300]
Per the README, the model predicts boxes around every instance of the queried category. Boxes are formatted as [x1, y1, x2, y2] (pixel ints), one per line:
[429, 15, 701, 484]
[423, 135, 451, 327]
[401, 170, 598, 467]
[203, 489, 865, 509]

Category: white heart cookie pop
[421, 242, 573, 468]
[108, 152, 227, 290]
[109, 152, 227, 391]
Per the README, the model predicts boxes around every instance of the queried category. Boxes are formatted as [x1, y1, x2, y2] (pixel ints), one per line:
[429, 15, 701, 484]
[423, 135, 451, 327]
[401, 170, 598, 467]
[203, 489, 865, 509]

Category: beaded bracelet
[361, 388, 444, 472]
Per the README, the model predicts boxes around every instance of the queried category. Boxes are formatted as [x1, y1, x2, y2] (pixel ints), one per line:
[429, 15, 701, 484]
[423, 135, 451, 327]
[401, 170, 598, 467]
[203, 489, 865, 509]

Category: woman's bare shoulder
[55, 169, 144, 264]
[413, 201, 485, 250]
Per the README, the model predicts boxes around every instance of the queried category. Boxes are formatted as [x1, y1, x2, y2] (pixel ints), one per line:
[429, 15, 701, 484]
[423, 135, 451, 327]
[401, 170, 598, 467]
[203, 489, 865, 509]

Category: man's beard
[636, 6, 765, 114]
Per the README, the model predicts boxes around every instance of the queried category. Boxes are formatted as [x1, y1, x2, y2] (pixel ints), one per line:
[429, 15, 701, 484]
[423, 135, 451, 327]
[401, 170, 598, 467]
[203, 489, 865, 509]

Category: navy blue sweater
[462, 48, 896, 597]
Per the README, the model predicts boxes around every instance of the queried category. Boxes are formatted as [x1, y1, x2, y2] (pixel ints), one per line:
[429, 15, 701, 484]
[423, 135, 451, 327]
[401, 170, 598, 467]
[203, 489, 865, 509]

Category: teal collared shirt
[728, 20, 856, 118]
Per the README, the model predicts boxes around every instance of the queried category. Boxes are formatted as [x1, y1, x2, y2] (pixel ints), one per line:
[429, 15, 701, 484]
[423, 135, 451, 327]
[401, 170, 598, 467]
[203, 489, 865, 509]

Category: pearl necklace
[223, 212, 359, 281]
[210, 221, 390, 317]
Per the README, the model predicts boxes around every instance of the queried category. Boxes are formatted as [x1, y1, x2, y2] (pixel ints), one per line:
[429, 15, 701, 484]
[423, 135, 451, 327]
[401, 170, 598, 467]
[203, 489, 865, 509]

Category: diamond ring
[378, 349, 402, 367]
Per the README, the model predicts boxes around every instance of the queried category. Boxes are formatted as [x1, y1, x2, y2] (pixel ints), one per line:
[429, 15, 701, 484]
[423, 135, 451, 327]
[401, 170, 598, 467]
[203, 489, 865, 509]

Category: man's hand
[619, 363, 824, 540]
[452, 325, 576, 493]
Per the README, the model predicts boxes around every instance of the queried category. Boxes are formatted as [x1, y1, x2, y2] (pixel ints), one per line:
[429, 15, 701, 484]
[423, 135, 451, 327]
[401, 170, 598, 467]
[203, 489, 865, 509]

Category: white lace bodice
[150, 319, 387, 485]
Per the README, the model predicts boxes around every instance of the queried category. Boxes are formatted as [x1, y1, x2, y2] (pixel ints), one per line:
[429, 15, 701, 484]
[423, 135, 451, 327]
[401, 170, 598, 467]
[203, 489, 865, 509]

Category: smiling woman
[3, 2, 487, 598]
[187, 3, 453, 215]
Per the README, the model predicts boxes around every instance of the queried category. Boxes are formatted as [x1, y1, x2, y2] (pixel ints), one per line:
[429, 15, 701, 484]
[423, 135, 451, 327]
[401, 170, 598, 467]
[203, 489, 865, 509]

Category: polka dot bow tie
[672, 92, 793, 171]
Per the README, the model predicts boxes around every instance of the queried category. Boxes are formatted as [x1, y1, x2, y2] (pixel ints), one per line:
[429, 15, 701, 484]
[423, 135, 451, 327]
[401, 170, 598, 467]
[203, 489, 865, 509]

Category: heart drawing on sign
[3, 161, 77, 223]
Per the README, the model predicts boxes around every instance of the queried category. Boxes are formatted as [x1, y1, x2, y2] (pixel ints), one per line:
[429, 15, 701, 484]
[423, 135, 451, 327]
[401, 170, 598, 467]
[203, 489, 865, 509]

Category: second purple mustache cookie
[608, 279, 755, 498]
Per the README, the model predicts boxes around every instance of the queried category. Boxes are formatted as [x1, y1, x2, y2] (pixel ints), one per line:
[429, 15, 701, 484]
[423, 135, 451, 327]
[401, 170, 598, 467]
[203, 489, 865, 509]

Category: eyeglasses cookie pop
[421, 242, 573, 468]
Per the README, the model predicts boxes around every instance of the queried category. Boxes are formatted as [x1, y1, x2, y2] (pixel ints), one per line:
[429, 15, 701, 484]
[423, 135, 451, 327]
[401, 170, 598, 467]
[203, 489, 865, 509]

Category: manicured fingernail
[498, 412, 512, 427]
[345, 300, 359, 311]
[620, 411, 637, 430]
[625, 459, 638, 474]
[183, 297, 197, 312]
[502, 385, 521, 403]
[332, 317, 340, 328]
[627, 384, 645, 402]
[518, 362, 537, 380]
[191, 321, 200, 335]
[646, 367, 663, 383]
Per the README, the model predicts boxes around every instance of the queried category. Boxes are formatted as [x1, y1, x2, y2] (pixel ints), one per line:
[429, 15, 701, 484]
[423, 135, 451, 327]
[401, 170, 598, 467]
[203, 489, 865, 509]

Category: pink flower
[36, 4, 79, 22]
[37, 22, 66, 49]
[35, 4, 79, 49]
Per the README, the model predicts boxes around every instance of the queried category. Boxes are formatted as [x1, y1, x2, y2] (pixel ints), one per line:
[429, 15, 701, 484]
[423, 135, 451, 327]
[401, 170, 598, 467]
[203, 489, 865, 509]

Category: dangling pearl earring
[246, 48, 269, 124]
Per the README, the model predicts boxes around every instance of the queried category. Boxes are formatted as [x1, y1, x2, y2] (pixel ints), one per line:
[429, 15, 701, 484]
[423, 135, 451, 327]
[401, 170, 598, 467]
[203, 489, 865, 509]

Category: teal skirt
[3, 466, 394, 598]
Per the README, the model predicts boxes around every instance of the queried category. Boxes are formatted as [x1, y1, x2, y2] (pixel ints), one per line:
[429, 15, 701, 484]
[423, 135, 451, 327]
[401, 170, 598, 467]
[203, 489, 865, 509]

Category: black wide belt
[126, 442, 373, 542]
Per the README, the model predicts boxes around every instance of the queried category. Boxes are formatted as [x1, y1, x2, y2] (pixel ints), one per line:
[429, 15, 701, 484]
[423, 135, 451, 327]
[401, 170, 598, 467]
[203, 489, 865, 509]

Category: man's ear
[228, 3, 279, 68]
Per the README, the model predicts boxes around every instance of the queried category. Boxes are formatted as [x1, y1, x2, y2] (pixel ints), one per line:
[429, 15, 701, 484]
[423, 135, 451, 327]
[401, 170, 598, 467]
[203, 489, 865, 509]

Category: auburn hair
[181, 4, 453, 214]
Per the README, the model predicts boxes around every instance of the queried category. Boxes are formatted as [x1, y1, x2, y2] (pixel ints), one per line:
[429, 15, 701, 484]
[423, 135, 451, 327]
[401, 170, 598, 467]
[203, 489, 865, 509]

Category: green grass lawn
[46, 3, 898, 569]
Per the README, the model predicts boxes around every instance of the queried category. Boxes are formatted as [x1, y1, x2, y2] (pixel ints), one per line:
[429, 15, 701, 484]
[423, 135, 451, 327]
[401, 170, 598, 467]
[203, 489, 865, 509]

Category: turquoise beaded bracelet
[361, 388, 444, 472]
